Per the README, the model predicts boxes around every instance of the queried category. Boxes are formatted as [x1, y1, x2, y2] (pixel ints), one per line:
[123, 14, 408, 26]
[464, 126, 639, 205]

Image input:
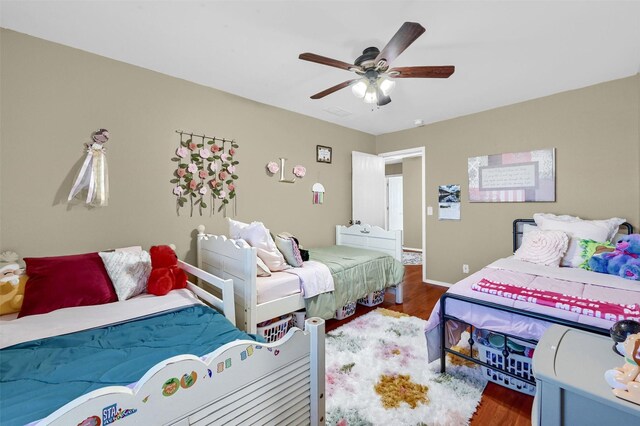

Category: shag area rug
[402, 251, 423, 265]
[325, 308, 486, 426]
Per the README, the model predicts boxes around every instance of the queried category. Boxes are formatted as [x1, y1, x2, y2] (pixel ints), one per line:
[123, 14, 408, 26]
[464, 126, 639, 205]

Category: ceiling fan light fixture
[351, 79, 368, 98]
[379, 76, 396, 96]
[363, 85, 378, 104]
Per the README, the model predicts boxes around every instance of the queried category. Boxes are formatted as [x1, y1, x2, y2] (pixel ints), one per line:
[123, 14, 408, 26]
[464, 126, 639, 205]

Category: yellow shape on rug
[375, 308, 409, 318]
[374, 374, 429, 409]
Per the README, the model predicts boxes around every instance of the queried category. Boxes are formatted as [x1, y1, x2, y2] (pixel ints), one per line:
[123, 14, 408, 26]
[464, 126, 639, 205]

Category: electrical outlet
[462, 264, 469, 274]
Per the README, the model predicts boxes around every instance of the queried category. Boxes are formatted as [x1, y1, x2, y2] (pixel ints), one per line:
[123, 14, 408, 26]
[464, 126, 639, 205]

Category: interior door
[352, 151, 385, 228]
[387, 175, 404, 234]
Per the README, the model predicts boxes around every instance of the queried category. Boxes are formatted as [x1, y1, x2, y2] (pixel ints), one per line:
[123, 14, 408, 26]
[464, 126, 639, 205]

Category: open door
[352, 151, 385, 228]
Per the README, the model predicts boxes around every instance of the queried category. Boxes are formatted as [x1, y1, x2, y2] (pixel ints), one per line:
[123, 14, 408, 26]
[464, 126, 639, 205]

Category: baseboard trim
[402, 247, 422, 252]
[425, 279, 452, 288]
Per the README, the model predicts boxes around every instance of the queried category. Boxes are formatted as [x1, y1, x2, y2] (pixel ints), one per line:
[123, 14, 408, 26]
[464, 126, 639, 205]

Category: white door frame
[378, 147, 426, 283]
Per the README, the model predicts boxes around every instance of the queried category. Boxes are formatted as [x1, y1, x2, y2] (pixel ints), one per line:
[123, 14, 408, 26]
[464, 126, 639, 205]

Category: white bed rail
[335, 224, 402, 261]
[179, 260, 236, 326]
[38, 318, 326, 425]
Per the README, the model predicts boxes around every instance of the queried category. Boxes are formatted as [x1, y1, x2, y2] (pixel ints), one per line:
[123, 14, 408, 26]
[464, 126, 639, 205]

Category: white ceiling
[2, 1, 640, 135]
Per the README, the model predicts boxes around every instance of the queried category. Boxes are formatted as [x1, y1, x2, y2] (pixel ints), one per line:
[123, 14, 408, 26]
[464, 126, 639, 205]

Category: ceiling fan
[299, 22, 455, 107]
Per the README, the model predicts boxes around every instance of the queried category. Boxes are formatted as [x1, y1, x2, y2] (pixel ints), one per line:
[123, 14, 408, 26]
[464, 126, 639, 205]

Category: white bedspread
[283, 260, 335, 298]
[0, 289, 201, 349]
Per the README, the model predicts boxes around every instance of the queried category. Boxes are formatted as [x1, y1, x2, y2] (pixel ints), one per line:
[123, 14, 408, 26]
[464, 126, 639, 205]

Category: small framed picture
[316, 145, 332, 163]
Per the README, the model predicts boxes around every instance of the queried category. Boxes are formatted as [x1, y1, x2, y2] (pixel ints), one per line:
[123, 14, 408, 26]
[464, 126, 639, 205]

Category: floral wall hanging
[171, 131, 239, 216]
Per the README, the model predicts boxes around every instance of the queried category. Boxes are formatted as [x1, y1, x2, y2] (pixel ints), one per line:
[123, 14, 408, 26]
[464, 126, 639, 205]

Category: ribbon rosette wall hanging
[171, 131, 239, 216]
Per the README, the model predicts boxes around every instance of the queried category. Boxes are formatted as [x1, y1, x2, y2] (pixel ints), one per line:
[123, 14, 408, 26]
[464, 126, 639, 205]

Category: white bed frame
[196, 224, 404, 333]
[32, 261, 326, 425]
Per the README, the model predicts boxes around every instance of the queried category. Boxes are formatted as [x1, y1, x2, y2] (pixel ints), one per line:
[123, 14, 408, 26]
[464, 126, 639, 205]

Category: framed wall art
[316, 145, 332, 163]
[468, 148, 555, 202]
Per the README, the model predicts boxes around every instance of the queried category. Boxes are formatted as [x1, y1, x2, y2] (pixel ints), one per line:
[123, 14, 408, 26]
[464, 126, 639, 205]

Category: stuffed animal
[146, 245, 187, 296]
[0, 263, 27, 315]
[604, 332, 640, 404]
[588, 234, 640, 281]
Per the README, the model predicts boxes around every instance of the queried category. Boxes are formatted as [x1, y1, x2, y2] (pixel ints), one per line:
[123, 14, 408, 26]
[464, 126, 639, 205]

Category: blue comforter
[0, 305, 260, 426]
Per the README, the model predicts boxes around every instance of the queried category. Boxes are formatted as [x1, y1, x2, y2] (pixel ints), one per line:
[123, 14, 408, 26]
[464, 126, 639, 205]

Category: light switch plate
[427, 206, 433, 216]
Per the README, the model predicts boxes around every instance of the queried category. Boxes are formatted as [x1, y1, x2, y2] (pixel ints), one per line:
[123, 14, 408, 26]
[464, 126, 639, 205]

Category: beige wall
[0, 30, 375, 262]
[402, 157, 422, 249]
[377, 75, 640, 284]
[385, 163, 402, 176]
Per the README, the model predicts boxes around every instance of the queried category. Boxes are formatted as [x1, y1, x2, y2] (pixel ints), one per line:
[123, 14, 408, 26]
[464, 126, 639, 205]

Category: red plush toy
[146, 245, 188, 296]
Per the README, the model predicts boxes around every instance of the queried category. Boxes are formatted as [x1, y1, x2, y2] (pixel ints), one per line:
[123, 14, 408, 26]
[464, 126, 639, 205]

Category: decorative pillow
[275, 234, 304, 267]
[0, 273, 28, 315]
[228, 218, 250, 239]
[233, 239, 271, 277]
[19, 252, 117, 318]
[239, 222, 290, 271]
[578, 239, 615, 270]
[533, 213, 626, 267]
[514, 229, 569, 266]
[99, 250, 152, 301]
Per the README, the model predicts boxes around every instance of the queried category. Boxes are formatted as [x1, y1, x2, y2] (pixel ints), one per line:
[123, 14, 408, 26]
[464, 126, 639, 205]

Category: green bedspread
[305, 245, 404, 319]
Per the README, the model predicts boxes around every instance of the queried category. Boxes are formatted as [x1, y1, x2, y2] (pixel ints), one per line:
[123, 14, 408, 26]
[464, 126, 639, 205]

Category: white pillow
[99, 250, 152, 301]
[233, 239, 271, 277]
[533, 213, 626, 267]
[514, 229, 569, 267]
[274, 234, 304, 267]
[228, 218, 250, 239]
[238, 222, 289, 271]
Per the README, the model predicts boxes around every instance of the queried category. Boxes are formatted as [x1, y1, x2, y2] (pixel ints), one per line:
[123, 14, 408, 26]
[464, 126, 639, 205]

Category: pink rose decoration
[188, 142, 197, 151]
[209, 163, 218, 172]
[220, 153, 229, 162]
[218, 190, 227, 199]
[199, 148, 212, 159]
[212, 144, 220, 152]
[228, 183, 235, 191]
[189, 180, 197, 190]
[209, 179, 218, 188]
[229, 148, 236, 156]
[293, 165, 306, 178]
[176, 147, 188, 158]
[199, 170, 208, 179]
[266, 161, 279, 174]
[227, 165, 236, 174]
[199, 187, 207, 195]
[187, 163, 198, 173]
[219, 171, 227, 180]
[173, 186, 184, 196]
[177, 168, 186, 178]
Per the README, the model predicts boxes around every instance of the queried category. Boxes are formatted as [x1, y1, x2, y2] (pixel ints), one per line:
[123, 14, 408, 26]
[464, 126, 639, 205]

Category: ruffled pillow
[514, 229, 569, 266]
[238, 222, 289, 271]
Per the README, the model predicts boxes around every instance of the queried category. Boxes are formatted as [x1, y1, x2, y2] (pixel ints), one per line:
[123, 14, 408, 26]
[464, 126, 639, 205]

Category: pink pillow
[19, 252, 117, 318]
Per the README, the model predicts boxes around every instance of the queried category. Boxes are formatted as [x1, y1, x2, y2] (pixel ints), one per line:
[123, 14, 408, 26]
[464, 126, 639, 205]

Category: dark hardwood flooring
[324, 264, 533, 426]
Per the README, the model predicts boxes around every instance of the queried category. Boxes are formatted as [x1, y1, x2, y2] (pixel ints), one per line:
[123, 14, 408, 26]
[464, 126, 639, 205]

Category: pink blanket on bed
[472, 278, 640, 322]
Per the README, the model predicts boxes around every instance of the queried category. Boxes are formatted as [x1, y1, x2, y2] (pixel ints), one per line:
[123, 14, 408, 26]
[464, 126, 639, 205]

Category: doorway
[378, 147, 426, 283]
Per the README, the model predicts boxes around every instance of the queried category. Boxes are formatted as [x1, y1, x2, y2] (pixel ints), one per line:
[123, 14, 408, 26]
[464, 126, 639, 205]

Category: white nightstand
[532, 325, 640, 425]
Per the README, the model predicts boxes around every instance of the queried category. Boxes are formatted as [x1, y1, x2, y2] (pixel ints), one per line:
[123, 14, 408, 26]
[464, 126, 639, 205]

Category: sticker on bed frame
[101, 403, 138, 424]
[216, 357, 233, 373]
[241, 345, 255, 361]
[162, 378, 180, 397]
[180, 371, 198, 389]
[77, 415, 101, 426]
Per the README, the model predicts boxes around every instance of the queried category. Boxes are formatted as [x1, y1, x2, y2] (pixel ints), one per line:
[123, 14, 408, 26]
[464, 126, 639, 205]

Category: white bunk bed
[2, 260, 326, 426]
[196, 224, 404, 333]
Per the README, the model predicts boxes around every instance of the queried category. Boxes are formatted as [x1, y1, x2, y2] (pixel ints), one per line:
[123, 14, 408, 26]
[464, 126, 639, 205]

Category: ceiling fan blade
[310, 79, 358, 99]
[299, 52, 357, 71]
[375, 22, 426, 66]
[389, 66, 455, 78]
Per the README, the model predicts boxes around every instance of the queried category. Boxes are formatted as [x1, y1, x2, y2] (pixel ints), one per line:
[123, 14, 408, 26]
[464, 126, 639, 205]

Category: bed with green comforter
[305, 245, 404, 319]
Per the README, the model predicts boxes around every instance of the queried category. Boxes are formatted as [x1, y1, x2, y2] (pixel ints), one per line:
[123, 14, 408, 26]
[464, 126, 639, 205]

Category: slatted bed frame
[196, 224, 404, 334]
[439, 219, 634, 387]
[26, 260, 326, 425]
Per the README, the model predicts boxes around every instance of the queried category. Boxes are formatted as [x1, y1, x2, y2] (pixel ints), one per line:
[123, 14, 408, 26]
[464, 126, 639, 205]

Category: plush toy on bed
[146, 245, 187, 296]
[604, 332, 640, 405]
[588, 234, 640, 281]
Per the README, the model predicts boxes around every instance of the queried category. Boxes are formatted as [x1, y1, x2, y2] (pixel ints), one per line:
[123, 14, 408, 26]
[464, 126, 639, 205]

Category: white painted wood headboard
[335, 224, 402, 261]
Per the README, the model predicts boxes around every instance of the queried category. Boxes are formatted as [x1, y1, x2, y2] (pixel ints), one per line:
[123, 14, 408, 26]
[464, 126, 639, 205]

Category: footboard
[38, 318, 326, 425]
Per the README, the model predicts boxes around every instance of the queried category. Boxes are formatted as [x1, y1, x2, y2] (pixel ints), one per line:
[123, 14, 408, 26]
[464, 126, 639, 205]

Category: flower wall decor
[266, 158, 306, 183]
[171, 131, 239, 216]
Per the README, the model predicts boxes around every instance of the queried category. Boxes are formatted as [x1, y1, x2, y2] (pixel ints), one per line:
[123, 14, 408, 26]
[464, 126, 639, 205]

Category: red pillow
[19, 252, 117, 318]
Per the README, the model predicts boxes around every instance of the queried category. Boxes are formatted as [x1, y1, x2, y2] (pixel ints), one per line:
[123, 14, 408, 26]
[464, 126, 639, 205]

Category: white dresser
[532, 325, 640, 425]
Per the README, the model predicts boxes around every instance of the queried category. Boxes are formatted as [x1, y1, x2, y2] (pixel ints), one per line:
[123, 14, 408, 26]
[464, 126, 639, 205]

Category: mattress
[256, 272, 301, 304]
[0, 292, 260, 426]
[424, 257, 640, 362]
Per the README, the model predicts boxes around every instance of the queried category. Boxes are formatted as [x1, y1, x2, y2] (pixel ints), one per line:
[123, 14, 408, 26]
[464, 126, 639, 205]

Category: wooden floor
[325, 264, 534, 426]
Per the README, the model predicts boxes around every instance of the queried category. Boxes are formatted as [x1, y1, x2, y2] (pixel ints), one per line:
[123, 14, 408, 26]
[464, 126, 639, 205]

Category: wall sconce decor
[68, 128, 110, 207]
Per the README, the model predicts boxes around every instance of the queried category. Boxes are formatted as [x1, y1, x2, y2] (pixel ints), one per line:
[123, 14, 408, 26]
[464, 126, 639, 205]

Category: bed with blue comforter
[0, 305, 260, 426]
